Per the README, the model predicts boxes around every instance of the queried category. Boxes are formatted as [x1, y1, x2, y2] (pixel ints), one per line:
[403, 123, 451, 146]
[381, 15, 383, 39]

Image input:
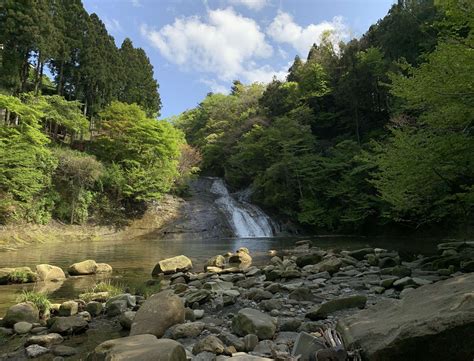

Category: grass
[16, 290, 52, 316]
[132, 282, 161, 299]
[79, 280, 124, 302]
[8, 269, 36, 283]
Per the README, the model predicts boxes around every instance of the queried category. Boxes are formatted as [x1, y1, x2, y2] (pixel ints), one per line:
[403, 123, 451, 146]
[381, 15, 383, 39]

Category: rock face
[3, 302, 39, 326]
[36, 264, 66, 281]
[130, 290, 185, 338]
[68, 260, 98, 275]
[232, 308, 276, 340]
[337, 273, 474, 361]
[152, 255, 193, 275]
[88, 334, 186, 361]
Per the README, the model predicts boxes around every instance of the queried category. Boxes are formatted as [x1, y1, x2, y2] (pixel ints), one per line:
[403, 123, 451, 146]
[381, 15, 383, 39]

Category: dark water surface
[0, 235, 441, 314]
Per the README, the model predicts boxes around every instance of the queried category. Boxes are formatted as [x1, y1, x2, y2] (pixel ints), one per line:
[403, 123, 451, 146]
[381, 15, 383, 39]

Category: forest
[175, 0, 473, 233]
[0, 0, 472, 234]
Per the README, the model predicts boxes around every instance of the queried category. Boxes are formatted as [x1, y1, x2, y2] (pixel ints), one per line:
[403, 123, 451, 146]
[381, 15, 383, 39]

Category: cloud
[131, 0, 142, 7]
[241, 64, 288, 83]
[103, 18, 122, 33]
[200, 79, 230, 94]
[228, 0, 269, 11]
[267, 11, 350, 55]
[141, 8, 273, 82]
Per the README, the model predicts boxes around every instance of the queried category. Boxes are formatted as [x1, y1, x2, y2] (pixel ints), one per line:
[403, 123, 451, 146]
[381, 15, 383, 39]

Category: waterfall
[210, 178, 275, 238]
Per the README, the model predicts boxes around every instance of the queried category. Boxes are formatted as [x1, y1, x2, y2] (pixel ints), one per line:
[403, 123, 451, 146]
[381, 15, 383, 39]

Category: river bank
[1, 240, 473, 360]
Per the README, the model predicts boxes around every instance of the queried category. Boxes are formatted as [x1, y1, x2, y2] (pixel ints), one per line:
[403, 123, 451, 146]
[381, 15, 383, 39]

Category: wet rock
[193, 335, 226, 355]
[58, 300, 79, 316]
[232, 308, 276, 340]
[291, 332, 326, 361]
[337, 273, 474, 361]
[68, 260, 98, 275]
[26, 333, 64, 347]
[89, 334, 186, 361]
[152, 255, 193, 275]
[49, 316, 88, 334]
[36, 264, 66, 281]
[289, 287, 313, 302]
[4, 302, 39, 326]
[85, 301, 103, 317]
[26, 344, 50, 358]
[13, 321, 33, 334]
[171, 321, 205, 339]
[53, 345, 78, 357]
[316, 257, 342, 274]
[119, 310, 136, 330]
[307, 295, 367, 320]
[130, 290, 185, 338]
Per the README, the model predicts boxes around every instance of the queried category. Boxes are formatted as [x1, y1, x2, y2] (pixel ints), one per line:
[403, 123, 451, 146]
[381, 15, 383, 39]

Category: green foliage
[8, 269, 34, 283]
[80, 280, 124, 302]
[17, 290, 52, 316]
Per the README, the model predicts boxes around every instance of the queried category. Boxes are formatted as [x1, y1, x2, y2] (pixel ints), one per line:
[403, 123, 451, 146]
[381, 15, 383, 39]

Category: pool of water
[0, 235, 441, 314]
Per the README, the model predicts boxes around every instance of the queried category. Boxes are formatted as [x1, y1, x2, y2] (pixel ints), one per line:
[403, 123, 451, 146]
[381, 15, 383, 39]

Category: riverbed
[0, 234, 440, 315]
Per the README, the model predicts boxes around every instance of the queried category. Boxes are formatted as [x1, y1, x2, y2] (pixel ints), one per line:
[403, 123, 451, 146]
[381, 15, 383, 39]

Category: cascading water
[210, 178, 275, 238]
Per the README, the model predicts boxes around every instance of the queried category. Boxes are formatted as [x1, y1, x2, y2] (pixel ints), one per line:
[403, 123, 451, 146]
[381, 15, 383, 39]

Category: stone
[106, 300, 128, 317]
[390, 265, 412, 278]
[461, 260, 474, 272]
[347, 248, 374, 261]
[171, 321, 205, 339]
[68, 260, 99, 275]
[58, 300, 79, 316]
[96, 263, 113, 273]
[243, 334, 259, 352]
[194, 309, 205, 319]
[245, 288, 273, 301]
[232, 308, 276, 340]
[89, 334, 186, 361]
[130, 290, 185, 338]
[229, 249, 252, 267]
[307, 295, 367, 320]
[337, 273, 474, 361]
[26, 333, 64, 347]
[26, 344, 50, 358]
[152, 255, 193, 275]
[106, 293, 136, 308]
[0, 327, 13, 336]
[219, 332, 245, 352]
[119, 311, 136, 330]
[380, 277, 398, 289]
[316, 257, 342, 274]
[53, 345, 78, 357]
[279, 318, 302, 332]
[379, 257, 398, 268]
[260, 299, 283, 312]
[206, 255, 226, 269]
[0, 267, 38, 284]
[86, 301, 103, 317]
[186, 289, 211, 305]
[253, 340, 275, 355]
[193, 335, 226, 355]
[4, 302, 39, 326]
[291, 332, 326, 361]
[227, 355, 272, 361]
[36, 264, 66, 281]
[49, 316, 88, 334]
[289, 287, 313, 302]
[393, 276, 416, 289]
[295, 253, 323, 268]
[13, 321, 33, 334]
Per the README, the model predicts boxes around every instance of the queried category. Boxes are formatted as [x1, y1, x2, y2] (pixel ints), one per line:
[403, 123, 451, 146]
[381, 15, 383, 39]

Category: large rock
[87, 334, 186, 361]
[152, 255, 193, 275]
[0, 267, 38, 284]
[49, 316, 88, 334]
[68, 260, 98, 275]
[337, 273, 474, 361]
[229, 248, 252, 267]
[3, 302, 39, 326]
[315, 257, 342, 274]
[232, 308, 276, 340]
[36, 264, 66, 281]
[130, 290, 185, 338]
[307, 295, 367, 320]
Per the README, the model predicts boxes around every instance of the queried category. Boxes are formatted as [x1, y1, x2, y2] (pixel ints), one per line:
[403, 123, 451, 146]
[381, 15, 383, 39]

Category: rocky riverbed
[0, 240, 473, 360]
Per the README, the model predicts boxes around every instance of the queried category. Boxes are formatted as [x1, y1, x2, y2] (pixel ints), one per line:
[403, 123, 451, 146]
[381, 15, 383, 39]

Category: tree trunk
[20, 51, 30, 92]
[34, 52, 42, 95]
[57, 59, 65, 95]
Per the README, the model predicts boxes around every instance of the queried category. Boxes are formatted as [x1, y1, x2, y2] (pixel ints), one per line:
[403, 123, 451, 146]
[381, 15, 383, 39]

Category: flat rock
[88, 334, 186, 361]
[337, 273, 474, 360]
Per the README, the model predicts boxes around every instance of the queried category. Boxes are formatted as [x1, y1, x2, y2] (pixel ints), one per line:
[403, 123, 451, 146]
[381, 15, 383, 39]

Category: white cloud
[267, 11, 350, 55]
[200, 79, 230, 94]
[103, 18, 122, 33]
[141, 8, 273, 82]
[131, 0, 142, 7]
[228, 0, 269, 11]
[241, 64, 288, 83]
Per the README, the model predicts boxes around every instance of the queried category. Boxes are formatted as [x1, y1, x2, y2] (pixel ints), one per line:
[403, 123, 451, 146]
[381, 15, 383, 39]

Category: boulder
[315, 257, 342, 274]
[13, 321, 33, 334]
[49, 316, 88, 334]
[58, 300, 79, 316]
[170, 321, 205, 339]
[68, 260, 98, 275]
[347, 248, 374, 261]
[289, 287, 313, 302]
[192, 335, 226, 355]
[152, 255, 193, 275]
[337, 273, 474, 361]
[232, 308, 276, 340]
[96, 263, 113, 273]
[206, 255, 226, 269]
[86, 301, 103, 317]
[36, 264, 66, 281]
[3, 302, 39, 326]
[0, 267, 38, 284]
[295, 253, 323, 268]
[88, 334, 186, 361]
[26, 344, 50, 358]
[307, 295, 367, 320]
[130, 290, 185, 338]
[229, 248, 252, 267]
[119, 311, 136, 330]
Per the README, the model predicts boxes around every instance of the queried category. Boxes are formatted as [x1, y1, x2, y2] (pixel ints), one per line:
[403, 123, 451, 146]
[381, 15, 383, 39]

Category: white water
[210, 178, 275, 238]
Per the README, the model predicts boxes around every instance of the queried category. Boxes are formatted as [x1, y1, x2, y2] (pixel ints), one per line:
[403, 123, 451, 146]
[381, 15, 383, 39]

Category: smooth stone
[232, 308, 276, 340]
[68, 260, 98, 275]
[171, 321, 205, 339]
[96, 263, 113, 273]
[49, 316, 88, 334]
[13, 321, 33, 334]
[243, 334, 259, 352]
[26, 333, 64, 347]
[152, 255, 193, 275]
[4, 302, 39, 326]
[36, 264, 66, 281]
[58, 300, 79, 316]
[193, 335, 226, 355]
[307, 295, 367, 320]
[26, 344, 50, 358]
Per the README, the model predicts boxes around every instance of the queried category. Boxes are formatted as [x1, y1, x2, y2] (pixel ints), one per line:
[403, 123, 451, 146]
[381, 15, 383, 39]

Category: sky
[82, 0, 396, 118]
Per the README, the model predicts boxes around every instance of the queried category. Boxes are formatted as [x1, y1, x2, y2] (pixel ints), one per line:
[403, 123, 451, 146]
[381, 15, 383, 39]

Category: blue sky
[83, 0, 396, 118]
